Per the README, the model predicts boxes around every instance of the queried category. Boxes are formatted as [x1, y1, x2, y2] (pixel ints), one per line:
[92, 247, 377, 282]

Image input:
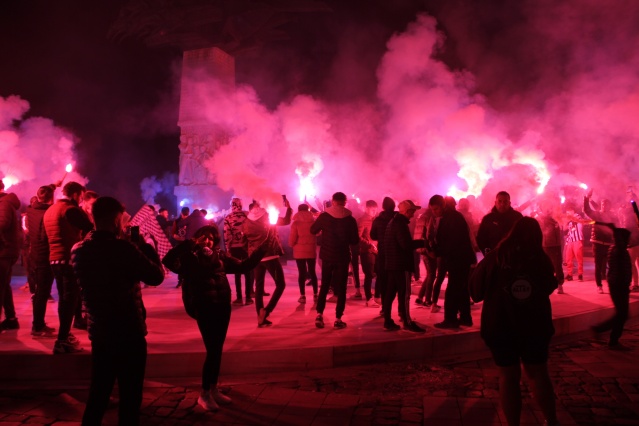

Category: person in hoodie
[311, 192, 359, 329]
[477, 191, 523, 255]
[183, 208, 212, 241]
[223, 198, 254, 305]
[0, 179, 21, 332]
[243, 199, 292, 327]
[583, 189, 618, 294]
[289, 204, 318, 303]
[370, 197, 396, 315]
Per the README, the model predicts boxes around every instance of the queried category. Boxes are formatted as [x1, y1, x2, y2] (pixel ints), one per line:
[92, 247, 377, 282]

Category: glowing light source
[266, 205, 279, 225]
[65, 163, 73, 173]
[295, 156, 323, 202]
[1, 175, 19, 190]
[579, 183, 588, 190]
[179, 198, 190, 207]
[560, 195, 566, 204]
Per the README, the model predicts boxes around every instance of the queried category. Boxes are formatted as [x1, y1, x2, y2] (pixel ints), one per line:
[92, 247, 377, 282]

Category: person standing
[370, 197, 396, 315]
[43, 181, 93, 353]
[243, 200, 292, 327]
[583, 190, 617, 293]
[535, 201, 565, 294]
[289, 204, 318, 303]
[477, 191, 523, 255]
[470, 217, 558, 426]
[0, 180, 21, 332]
[311, 192, 359, 329]
[358, 200, 379, 307]
[223, 198, 254, 305]
[72, 196, 164, 425]
[382, 200, 426, 332]
[561, 204, 587, 284]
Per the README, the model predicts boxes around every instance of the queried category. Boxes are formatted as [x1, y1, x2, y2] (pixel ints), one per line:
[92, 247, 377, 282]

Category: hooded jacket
[0, 192, 21, 261]
[243, 207, 292, 260]
[289, 210, 317, 259]
[310, 205, 359, 263]
[223, 204, 249, 249]
[26, 201, 51, 266]
[583, 197, 616, 245]
[384, 213, 425, 272]
[370, 209, 396, 261]
[477, 206, 523, 254]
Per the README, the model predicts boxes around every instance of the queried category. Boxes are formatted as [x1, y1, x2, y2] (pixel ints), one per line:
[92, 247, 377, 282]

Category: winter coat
[289, 211, 317, 259]
[244, 208, 292, 259]
[71, 230, 164, 342]
[583, 198, 616, 245]
[357, 212, 377, 253]
[383, 213, 425, 272]
[469, 248, 557, 346]
[0, 192, 21, 261]
[223, 208, 249, 249]
[182, 210, 211, 241]
[26, 201, 51, 266]
[43, 198, 93, 262]
[370, 210, 395, 259]
[310, 205, 359, 263]
[476, 207, 523, 254]
[436, 208, 477, 267]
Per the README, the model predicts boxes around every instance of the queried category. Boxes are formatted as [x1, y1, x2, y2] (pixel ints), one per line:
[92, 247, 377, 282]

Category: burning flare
[266, 205, 279, 225]
[1, 175, 19, 190]
[295, 156, 323, 202]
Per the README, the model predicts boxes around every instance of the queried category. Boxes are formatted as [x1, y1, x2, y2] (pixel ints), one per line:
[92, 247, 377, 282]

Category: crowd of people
[1, 179, 638, 425]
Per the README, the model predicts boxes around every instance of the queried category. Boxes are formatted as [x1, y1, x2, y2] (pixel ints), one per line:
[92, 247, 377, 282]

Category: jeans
[51, 263, 81, 341]
[360, 250, 376, 300]
[316, 260, 349, 318]
[253, 259, 286, 315]
[229, 247, 253, 299]
[593, 243, 610, 287]
[32, 265, 54, 329]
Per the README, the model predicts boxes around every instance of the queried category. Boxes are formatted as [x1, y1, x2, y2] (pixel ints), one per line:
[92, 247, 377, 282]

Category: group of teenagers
[1, 179, 635, 426]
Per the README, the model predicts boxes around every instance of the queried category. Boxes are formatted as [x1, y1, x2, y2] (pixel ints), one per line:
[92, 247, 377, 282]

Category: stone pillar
[174, 47, 235, 212]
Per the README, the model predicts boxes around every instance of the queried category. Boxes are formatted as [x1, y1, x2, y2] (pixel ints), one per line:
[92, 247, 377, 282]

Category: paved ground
[1, 318, 638, 425]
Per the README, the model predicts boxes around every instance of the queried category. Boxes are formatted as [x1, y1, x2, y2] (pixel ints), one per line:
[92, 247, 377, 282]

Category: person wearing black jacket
[370, 197, 396, 314]
[382, 200, 426, 332]
[583, 190, 617, 293]
[477, 191, 523, 255]
[71, 197, 164, 426]
[311, 192, 359, 329]
[163, 225, 267, 412]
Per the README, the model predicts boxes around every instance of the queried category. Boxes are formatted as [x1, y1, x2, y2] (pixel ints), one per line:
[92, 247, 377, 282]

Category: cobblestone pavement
[1, 319, 638, 425]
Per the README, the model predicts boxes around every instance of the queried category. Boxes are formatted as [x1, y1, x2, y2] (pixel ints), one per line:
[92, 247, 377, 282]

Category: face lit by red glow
[495, 194, 511, 214]
[366, 206, 378, 217]
[430, 203, 444, 218]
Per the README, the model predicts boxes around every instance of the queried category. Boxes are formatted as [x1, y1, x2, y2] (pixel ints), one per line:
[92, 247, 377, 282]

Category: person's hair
[193, 225, 220, 246]
[496, 217, 542, 267]
[332, 192, 347, 203]
[298, 204, 309, 212]
[92, 197, 125, 227]
[382, 196, 395, 211]
[496, 191, 511, 200]
[62, 181, 86, 198]
[36, 185, 55, 203]
[365, 200, 378, 208]
[444, 196, 456, 209]
[181, 206, 190, 216]
[83, 190, 99, 202]
[200, 209, 207, 216]
[159, 208, 167, 214]
[429, 194, 445, 207]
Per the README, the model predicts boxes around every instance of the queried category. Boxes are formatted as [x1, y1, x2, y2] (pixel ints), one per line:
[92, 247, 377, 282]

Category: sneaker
[565, 275, 573, 281]
[244, 298, 254, 305]
[53, 339, 84, 354]
[73, 317, 87, 330]
[458, 319, 473, 327]
[578, 275, 583, 281]
[352, 291, 362, 300]
[298, 295, 306, 303]
[434, 320, 460, 329]
[383, 320, 401, 331]
[403, 322, 426, 333]
[232, 298, 243, 305]
[198, 391, 219, 412]
[31, 324, 56, 338]
[366, 298, 380, 308]
[414, 298, 424, 306]
[0, 318, 19, 330]
[424, 301, 432, 307]
[597, 286, 604, 294]
[557, 284, 564, 294]
[430, 304, 441, 313]
[327, 295, 338, 303]
[334, 318, 347, 329]
[257, 308, 268, 326]
[315, 314, 324, 329]
[258, 319, 272, 328]
[263, 292, 271, 297]
[211, 388, 232, 405]
[67, 333, 81, 346]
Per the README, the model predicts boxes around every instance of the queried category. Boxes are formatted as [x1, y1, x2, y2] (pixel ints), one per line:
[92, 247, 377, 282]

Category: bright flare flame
[560, 195, 566, 204]
[579, 183, 588, 190]
[295, 156, 324, 202]
[1, 175, 19, 190]
[513, 150, 551, 195]
[266, 205, 279, 225]
[65, 163, 73, 173]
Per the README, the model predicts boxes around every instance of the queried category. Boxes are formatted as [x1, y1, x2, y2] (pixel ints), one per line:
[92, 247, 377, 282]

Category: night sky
[2, 1, 639, 214]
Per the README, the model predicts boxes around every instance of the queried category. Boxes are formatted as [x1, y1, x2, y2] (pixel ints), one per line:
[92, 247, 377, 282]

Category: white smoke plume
[139, 172, 178, 207]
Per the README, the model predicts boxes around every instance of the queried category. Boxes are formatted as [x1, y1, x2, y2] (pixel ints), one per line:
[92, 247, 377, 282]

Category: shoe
[67, 333, 81, 346]
[73, 317, 87, 330]
[578, 275, 583, 281]
[327, 295, 338, 303]
[334, 318, 347, 329]
[424, 301, 432, 307]
[430, 304, 441, 313]
[211, 388, 232, 405]
[315, 314, 324, 329]
[244, 298, 254, 305]
[298, 295, 306, 303]
[31, 324, 56, 338]
[557, 284, 564, 294]
[597, 286, 604, 294]
[374, 297, 382, 305]
[0, 318, 19, 330]
[403, 322, 426, 333]
[434, 321, 460, 329]
[458, 319, 473, 327]
[258, 319, 272, 328]
[53, 339, 84, 354]
[352, 291, 362, 300]
[384, 320, 401, 331]
[366, 298, 380, 308]
[257, 308, 268, 326]
[565, 275, 573, 281]
[415, 298, 424, 306]
[232, 298, 243, 305]
[263, 292, 271, 297]
[198, 391, 219, 412]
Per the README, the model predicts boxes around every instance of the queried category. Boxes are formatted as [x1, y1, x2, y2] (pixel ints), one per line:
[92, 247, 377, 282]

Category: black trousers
[32, 264, 54, 329]
[593, 243, 610, 287]
[418, 255, 437, 303]
[82, 338, 147, 426]
[196, 300, 232, 390]
[229, 247, 253, 298]
[295, 258, 318, 295]
[384, 270, 412, 324]
[593, 284, 629, 345]
[360, 250, 376, 300]
[443, 261, 472, 323]
[0, 258, 16, 321]
[317, 260, 349, 318]
[254, 259, 286, 315]
[51, 263, 82, 341]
